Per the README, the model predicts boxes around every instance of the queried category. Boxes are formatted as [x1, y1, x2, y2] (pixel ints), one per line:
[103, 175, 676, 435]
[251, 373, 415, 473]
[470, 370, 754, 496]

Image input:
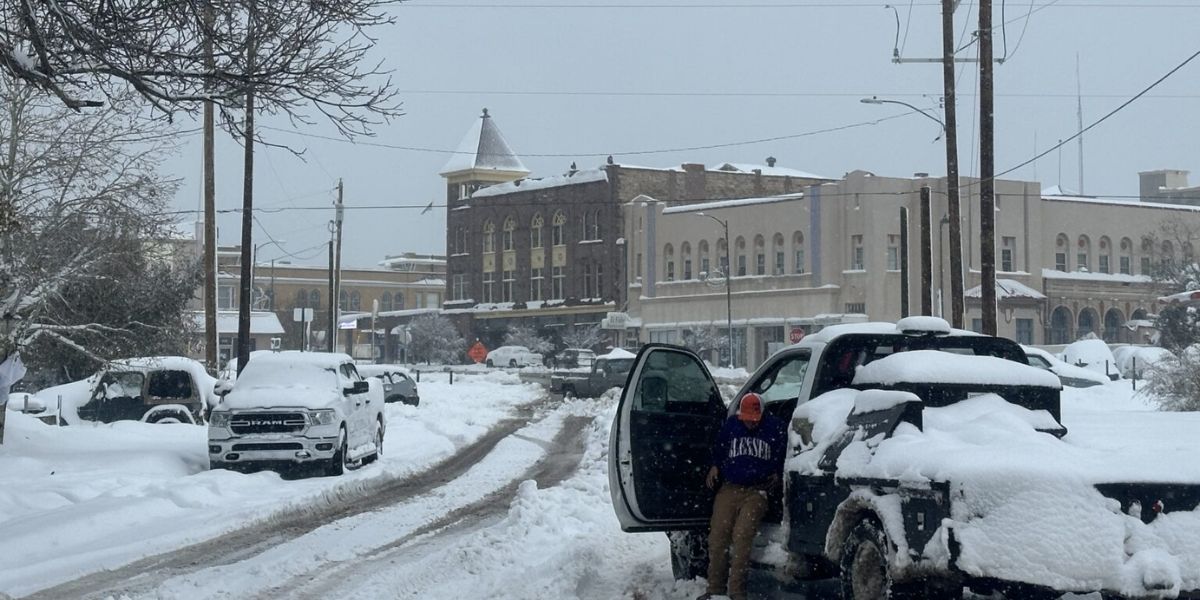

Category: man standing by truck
[699, 393, 787, 600]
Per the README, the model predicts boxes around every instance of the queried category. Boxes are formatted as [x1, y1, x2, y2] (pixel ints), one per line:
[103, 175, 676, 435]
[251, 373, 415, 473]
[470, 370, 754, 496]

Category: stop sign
[789, 327, 805, 344]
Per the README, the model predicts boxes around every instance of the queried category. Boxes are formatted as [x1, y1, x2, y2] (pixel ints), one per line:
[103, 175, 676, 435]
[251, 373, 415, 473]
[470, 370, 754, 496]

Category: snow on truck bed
[789, 378, 1200, 595]
[853, 350, 1062, 388]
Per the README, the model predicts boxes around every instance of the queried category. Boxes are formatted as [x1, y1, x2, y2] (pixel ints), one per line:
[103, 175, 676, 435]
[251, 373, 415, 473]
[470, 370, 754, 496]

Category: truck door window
[147, 370, 193, 400]
[752, 351, 811, 403]
[102, 372, 145, 400]
[635, 350, 720, 414]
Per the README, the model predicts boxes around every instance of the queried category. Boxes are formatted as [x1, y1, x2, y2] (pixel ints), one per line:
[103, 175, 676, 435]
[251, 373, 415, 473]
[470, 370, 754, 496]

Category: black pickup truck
[608, 317, 1200, 599]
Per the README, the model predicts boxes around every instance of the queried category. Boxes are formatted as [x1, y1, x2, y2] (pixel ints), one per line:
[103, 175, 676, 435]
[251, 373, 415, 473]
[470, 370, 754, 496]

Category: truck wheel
[667, 530, 709, 581]
[840, 519, 895, 599]
[562, 386, 576, 399]
[363, 419, 384, 465]
[143, 406, 196, 425]
[323, 427, 348, 476]
[486, 359, 494, 368]
[508, 359, 518, 368]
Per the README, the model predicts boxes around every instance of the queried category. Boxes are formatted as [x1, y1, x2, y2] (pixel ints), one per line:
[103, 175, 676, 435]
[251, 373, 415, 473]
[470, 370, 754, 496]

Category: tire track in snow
[23, 398, 555, 600]
[250, 414, 591, 600]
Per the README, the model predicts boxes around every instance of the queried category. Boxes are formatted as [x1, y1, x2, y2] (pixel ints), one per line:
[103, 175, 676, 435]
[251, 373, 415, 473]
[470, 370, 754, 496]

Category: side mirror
[345, 380, 369, 395]
[214, 380, 234, 397]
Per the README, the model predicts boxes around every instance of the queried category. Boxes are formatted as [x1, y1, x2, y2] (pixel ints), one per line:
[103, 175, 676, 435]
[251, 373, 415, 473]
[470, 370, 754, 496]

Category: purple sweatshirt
[711, 415, 788, 487]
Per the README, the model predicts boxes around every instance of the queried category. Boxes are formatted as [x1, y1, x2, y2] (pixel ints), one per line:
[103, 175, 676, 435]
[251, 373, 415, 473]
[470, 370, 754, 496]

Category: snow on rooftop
[439, 109, 529, 176]
[712, 162, 833, 181]
[964, 278, 1047, 300]
[1042, 268, 1152, 284]
[660, 192, 804, 214]
[853, 350, 1061, 388]
[470, 168, 607, 199]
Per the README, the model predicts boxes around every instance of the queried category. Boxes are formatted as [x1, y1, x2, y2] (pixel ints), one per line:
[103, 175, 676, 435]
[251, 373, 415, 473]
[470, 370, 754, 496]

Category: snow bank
[1063, 339, 1120, 377]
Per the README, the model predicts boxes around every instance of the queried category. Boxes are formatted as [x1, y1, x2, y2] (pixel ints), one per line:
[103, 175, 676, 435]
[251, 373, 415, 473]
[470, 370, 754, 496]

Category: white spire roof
[439, 109, 529, 177]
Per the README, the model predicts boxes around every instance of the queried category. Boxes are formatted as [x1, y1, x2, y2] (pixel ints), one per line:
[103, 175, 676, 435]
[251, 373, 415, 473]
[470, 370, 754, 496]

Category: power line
[392, 89, 1200, 99]
[401, 2, 1200, 8]
[259, 111, 916, 158]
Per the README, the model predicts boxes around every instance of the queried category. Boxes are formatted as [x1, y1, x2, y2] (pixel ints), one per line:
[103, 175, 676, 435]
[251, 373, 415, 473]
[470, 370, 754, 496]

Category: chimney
[683, 163, 707, 201]
[766, 156, 777, 168]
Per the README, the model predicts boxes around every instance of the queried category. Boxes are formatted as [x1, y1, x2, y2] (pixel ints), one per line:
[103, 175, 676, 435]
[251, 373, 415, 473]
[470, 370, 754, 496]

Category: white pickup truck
[208, 352, 385, 476]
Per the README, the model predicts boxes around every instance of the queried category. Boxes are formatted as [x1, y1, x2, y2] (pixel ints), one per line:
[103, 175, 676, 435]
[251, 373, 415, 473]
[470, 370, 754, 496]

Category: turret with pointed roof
[440, 109, 530, 201]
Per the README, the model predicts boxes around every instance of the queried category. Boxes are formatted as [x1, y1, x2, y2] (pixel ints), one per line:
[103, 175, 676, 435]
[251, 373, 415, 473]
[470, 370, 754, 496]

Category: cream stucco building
[626, 170, 1196, 368]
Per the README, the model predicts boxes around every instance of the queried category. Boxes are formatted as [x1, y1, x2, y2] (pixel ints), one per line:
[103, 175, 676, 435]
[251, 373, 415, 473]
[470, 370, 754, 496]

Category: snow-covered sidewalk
[0, 371, 544, 597]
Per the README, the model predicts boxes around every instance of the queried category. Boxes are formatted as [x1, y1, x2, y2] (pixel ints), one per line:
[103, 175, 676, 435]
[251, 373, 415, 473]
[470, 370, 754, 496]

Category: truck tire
[508, 359, 518, 368]
[562, 385, 577, 399]
[840, 519, 960, 600]
[486, 359, 494, 368]
[142, 405, 196, 425]
[667, 530, 709, 581]
[363, 419, 384, 465]
[323, 427, 348, 477]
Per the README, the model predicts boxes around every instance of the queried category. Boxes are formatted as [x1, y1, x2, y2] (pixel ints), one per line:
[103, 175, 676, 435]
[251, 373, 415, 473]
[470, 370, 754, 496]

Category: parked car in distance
[1062, 338, 1120, 380]
[208, 351, 385, 476]
[551, 348, 597, 369]
[553, 348, 636, 398]
[38, 357, 216, 425]
[356, 364, 420, 406]
[1112, 345, 1175, 379]
[1022, 345, 1110, 388]
[485, 345, 544, 368]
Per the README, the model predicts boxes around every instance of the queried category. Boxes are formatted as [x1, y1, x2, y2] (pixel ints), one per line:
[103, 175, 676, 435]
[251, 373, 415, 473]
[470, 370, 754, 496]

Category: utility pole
[979, 0, 998, 335]
[327, 238, 335, 352]
[920, 187, 933, 316]
[942, 0, 965, 329]
[202, 1, 218, 375]
[900, 207, 910, 317]
[236, 27, 257, 376]
[334, 178, 345, 354]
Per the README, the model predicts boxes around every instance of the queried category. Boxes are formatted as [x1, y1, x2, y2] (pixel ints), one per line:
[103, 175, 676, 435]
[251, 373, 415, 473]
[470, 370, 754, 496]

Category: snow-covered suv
[208, 352, 385, 476]
[485, 345, 543, 368]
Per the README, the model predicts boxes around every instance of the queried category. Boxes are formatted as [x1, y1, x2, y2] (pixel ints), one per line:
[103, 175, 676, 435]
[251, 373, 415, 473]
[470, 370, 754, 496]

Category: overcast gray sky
[165, 0, 1200, 269]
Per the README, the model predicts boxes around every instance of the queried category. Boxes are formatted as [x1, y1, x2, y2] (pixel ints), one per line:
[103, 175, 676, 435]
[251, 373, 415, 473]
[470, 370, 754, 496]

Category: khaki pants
[705, 483, 768, 599]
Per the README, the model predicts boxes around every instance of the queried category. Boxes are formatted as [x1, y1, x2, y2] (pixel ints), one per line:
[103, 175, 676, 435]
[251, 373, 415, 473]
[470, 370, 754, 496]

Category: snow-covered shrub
[502, 325, 553, 355]
[408, 314, 466, 364]
[1141, 347, 1200, 411]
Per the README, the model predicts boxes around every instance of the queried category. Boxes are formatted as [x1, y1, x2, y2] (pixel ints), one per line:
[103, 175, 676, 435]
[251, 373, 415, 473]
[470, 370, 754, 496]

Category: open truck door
[609, 344, 727, 532]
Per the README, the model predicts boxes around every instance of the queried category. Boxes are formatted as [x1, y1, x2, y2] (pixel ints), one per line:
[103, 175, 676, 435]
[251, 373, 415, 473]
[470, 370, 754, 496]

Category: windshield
[752, 350, 811, 403]
[234, 360, 339, 392]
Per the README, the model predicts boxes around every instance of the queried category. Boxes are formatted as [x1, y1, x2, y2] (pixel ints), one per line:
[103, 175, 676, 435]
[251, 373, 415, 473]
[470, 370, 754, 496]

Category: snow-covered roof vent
[895, 316, 951, 336]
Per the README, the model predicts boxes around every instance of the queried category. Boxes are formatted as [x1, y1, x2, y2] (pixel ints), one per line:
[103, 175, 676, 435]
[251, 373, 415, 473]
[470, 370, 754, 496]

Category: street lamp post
[252, 239, 285, 310]
[698, 212, 734, 368]
[860, 96, 946, 141]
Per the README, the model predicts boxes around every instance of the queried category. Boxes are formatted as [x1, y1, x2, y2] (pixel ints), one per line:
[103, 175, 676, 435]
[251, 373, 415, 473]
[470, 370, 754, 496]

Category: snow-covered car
[37, 357, 216, 425]
[484, 345, 543, 368]
[1023, 345, 1110, 387]
[355, 364, 420, 406]
[1113, 345, 1175, 379]
[207, 351, 385, 476]
[1062, 338, 1121, 380]
[609, 318, 1200, 599]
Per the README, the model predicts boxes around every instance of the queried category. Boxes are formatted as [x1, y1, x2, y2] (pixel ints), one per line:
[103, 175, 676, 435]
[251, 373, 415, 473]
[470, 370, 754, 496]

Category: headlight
[209, 411, 231, 428]
[309, 409, 337, 426]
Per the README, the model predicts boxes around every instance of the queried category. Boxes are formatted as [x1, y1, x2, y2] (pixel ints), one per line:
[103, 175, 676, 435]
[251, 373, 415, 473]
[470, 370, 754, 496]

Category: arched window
[1076, 235, 1091, 272]
[792, 231, 806, 274]
[1055, 233, 1069, 271]
[664, 243, 675, 281]
[552, 211, 566, 246]
[735, 236, 747, 277]
[1141, 237, 1155, 274]
[296, 288, 307, 307]
[699, 240, 711, 276]
[681, 242, 693, 280]
[395, 292, 405, 311]
[592, 210, 602, 240]
[754, 234, 766, 276]
[1119, 237, 1133, 274]
[530, 214, 544, 249]
[502, 216, 516, 251]
[483, 220, 496, 253]
[380, 292, 393, 312]
[1104, 308, 1124, 343]
[772, 233, 785, 275]
[717, 238, 729, 276]
[1049, 306, 1072, 344]
[340, 290, 349, 310]
[1077, 307, 1098, 339]
[1162, 240, 1175, 271]
[349, 290, 362, 312]
[1098, 236, 1112, 274]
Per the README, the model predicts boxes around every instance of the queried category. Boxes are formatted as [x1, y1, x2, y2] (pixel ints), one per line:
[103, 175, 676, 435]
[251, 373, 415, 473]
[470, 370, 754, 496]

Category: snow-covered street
[1, 369, 1198, 599]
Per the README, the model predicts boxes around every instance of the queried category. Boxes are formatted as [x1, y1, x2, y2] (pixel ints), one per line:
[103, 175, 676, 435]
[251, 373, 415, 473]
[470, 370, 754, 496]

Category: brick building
[440, 109, 833, 348]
